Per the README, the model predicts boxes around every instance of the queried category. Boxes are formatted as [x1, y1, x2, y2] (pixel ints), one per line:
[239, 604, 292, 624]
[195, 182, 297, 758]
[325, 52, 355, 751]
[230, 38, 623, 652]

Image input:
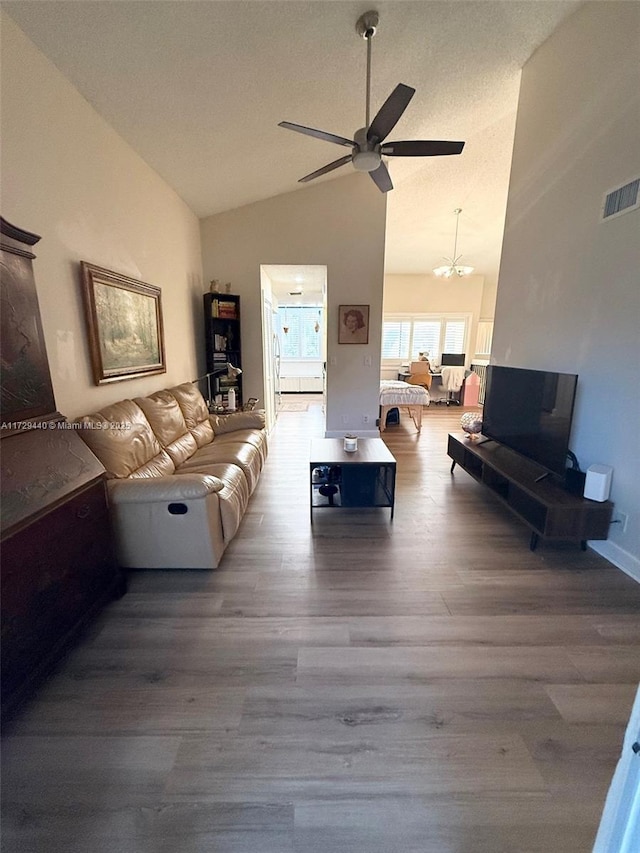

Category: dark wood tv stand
[447, 433, 613, 550]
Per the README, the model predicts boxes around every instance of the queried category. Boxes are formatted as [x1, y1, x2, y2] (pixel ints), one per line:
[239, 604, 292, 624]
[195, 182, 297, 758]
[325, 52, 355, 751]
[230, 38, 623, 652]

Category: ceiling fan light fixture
[433, 264, 454, 278]
[433, 209, 474, 279]
[352, 149, 381, 172]
[455, 264, 474, 277]
[433, 261, 475, 278]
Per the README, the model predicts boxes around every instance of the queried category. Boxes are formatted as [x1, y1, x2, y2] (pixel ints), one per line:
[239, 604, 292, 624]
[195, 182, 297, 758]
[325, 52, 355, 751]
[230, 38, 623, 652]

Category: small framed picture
[338, 304, 369, 344]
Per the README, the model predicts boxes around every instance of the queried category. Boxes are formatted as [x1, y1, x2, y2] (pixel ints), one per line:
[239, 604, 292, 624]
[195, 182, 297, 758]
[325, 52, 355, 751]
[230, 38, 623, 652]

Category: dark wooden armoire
[1, 217, 123, 722]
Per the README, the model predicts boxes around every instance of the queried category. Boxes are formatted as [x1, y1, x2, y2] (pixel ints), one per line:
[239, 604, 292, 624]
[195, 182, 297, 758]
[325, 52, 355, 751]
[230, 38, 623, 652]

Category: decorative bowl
[461, 412, 483, 435]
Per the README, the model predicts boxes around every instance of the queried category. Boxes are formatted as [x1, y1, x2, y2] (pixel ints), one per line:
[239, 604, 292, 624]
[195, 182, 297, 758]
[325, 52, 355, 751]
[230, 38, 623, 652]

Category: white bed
[379, 380, 430, 432]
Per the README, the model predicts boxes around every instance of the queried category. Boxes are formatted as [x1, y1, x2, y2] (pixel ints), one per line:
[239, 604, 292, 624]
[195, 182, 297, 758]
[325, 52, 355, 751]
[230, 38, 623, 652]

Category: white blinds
[278, 306, 323, 359]
[382, 314, 469, 361]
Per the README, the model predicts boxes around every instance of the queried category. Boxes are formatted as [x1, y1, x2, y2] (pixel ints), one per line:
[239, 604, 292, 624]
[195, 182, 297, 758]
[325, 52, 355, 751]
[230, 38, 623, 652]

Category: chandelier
[433, 208, 474, 278]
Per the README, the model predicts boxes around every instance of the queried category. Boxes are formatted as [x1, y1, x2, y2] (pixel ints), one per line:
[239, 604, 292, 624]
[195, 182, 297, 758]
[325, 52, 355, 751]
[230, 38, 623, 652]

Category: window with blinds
[277, 306, 323, 359]
[381, 320, 411, 359]
[444, 320, 466, 353]
[382, 314, 470, 362]
[475, 320, 494, 356]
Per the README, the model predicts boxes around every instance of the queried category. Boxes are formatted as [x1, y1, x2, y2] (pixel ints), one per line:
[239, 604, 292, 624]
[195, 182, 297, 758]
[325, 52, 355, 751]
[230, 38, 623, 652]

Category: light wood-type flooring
[3, 397, 640, 852]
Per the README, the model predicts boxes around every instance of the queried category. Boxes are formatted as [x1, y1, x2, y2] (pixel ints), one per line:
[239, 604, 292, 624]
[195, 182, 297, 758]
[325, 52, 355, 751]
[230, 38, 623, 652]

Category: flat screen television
[482, 365, 578, 478]
[441, 352, 465, 366]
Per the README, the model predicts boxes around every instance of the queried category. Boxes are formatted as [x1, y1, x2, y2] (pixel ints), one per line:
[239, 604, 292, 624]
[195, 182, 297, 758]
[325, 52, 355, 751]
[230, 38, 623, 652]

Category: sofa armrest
[107, 474, 224, 504]
[209, 410, 266, 434]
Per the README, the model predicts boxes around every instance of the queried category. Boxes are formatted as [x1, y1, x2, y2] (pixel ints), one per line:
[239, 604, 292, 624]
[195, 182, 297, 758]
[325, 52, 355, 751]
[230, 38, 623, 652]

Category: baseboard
[324, 429, 380, 439]
[589, 539, 640, 584]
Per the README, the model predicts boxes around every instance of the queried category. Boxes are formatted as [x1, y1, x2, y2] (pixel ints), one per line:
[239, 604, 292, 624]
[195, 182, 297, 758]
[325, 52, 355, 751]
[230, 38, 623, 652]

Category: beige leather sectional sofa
[75, 382, 267, 569]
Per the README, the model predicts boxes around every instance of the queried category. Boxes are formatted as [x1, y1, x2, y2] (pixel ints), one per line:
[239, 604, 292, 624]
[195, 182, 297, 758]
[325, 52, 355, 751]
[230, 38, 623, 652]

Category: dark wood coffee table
[309, 438, 397, 520]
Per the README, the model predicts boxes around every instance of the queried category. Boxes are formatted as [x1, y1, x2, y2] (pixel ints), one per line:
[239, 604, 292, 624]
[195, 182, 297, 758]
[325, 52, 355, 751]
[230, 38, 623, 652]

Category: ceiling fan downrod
[356, 10, 379, 129]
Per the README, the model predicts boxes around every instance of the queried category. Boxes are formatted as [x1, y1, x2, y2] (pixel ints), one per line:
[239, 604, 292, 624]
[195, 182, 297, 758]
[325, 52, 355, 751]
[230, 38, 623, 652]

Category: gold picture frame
[338, 304, 369, 344]
[80, 262, 166, 385]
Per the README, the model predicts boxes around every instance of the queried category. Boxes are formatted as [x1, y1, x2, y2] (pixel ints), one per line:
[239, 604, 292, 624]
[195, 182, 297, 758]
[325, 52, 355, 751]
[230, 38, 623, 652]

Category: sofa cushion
[75, 400, 175, 479]
[128, 454, 178, 479]
[135, 390, 198, 466]
[169, 382, 214, 448]
[176, 440, 262, 494]
[209, 410, 266, 434]
[211, 429, 268, 465]
[174, 462, 250, 542]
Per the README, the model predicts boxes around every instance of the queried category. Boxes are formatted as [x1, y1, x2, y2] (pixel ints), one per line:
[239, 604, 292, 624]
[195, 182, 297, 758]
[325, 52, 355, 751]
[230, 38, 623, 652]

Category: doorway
[260, 265, 327, 431]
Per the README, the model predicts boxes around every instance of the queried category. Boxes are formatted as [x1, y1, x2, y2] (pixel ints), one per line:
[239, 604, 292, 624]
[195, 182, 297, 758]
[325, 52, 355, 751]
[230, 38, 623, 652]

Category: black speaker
[564, 469, 586, 496]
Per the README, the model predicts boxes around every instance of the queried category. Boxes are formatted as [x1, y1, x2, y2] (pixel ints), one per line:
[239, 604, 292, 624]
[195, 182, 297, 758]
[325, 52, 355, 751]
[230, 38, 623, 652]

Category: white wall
[0, 14, 203, 418]
[492, 2, 640, 576]
[200, 173, 387, 436]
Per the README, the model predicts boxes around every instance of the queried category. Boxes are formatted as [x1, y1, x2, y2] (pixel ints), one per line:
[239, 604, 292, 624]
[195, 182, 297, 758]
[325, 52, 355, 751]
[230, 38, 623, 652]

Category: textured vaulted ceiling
[3, 0, 581, 287]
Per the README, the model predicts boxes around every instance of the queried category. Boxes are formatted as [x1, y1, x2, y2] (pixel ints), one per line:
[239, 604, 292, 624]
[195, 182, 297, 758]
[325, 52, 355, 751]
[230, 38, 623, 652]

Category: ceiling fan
[278, 10, 465, 193]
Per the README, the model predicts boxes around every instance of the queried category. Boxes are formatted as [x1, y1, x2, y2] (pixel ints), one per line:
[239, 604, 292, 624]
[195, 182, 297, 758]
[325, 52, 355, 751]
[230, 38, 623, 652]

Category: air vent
[601, 177, 639, 221]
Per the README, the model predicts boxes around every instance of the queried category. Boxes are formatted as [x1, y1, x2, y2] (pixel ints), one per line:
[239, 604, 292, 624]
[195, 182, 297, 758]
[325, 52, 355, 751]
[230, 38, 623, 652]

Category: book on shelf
[211, 299, 238, 319]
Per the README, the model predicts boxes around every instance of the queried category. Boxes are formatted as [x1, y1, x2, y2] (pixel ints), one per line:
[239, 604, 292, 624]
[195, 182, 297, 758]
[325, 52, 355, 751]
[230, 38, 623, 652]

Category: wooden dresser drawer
[1, 478, 120, 716]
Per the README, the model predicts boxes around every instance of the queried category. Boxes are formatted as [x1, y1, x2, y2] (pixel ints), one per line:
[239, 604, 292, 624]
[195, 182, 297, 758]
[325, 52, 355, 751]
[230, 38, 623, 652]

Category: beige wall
[383, 273, 485, 363]
[479, 277, 498, 319]
[492, 2, 640, 576]
[0, 13, 203, 419]
[200, 173, 387, 436]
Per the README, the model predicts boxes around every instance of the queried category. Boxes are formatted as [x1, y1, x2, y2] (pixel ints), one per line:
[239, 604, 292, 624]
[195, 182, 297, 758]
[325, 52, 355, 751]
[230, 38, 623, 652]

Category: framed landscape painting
[80, 262, 166, 384]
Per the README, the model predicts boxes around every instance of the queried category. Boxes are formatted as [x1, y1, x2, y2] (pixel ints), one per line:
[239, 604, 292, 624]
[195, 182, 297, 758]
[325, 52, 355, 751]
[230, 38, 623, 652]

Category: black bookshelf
[203, 293, 242, 408]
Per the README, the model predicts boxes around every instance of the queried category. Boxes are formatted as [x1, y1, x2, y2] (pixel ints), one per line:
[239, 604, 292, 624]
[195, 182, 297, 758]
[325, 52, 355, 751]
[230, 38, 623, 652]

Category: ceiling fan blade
[369, 161, 393, 193]
[367, 83, 415, 144]
[279, 121, 355, 148]
[381, 140, 465, 157]
[298, 154, 353, 183]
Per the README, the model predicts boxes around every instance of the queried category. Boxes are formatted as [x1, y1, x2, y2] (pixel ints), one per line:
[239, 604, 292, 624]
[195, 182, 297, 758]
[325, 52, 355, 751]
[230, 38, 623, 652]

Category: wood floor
[3, 399, 640, 852]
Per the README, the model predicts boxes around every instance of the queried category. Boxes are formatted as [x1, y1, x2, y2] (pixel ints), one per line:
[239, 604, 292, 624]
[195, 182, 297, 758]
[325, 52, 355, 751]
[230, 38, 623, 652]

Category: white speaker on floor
[583, 464, 613, 502]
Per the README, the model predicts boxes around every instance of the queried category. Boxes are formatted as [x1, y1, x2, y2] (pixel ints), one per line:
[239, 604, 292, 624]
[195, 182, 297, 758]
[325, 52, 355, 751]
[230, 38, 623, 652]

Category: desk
[420, 373, 449, 404]
[398, 371, 442, 389]
[431, 372, 468, 405]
